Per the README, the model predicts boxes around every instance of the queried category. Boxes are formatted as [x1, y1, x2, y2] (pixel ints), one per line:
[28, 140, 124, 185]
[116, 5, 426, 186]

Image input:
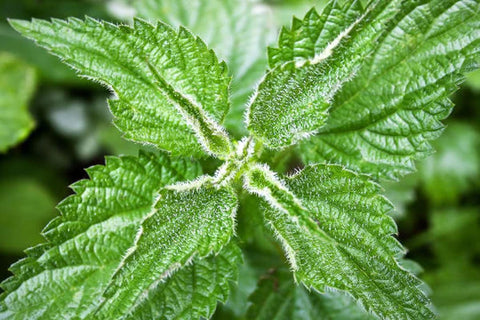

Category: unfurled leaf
[0, 52, 36, 152]
[4, 1, 478, 319]
[247, 269, 373, 320]
[273, 0, 480, 179]
[131, 0, 275, 137]
[125, 242, 242, 320]
[247, 1, 398, 149]
[244, 164, 433, 319]
[0, 152, 201, 319]
[96, 178, 238, 318]
[9, 18, 232, 157]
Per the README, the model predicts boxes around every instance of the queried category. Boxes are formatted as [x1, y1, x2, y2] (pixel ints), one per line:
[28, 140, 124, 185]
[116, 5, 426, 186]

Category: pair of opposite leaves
[2, 0, 479, 319]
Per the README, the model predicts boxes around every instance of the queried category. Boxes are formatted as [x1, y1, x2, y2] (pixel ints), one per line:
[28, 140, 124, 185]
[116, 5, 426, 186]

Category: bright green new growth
[2, 0, 480, 319]
[130, 0, 274, 137]
[247, 0, 377, 149]
[0, 52, 36, 152]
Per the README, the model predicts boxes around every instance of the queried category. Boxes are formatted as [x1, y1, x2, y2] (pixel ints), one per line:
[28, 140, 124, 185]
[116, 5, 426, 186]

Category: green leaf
[130, 0, 275, 137]
[247, 1, 395, 149]
[0, 152, 201, 319]
[0, 52, 36, 152]
[124, 242, 242, 320]
[244, 164, 434, 319]
[247, 269, 374, 320]
[418, 121, 480, 205]
[9, 17, 232, 158]
[268, 0, 480, 179]
[95, 177, 238, 318]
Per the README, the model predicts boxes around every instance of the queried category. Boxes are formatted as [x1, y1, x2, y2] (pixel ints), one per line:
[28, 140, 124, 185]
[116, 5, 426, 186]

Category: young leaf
[95, 178, 238, 318]
[131, 0, 275, 137]
[244, 164, 434, 319]
[125, 242, 242, 320]
[247, 0, 395, 149]
[9, 17, 232, 158]
[0, 52, 36, 152]
[0, 152, 201, 319]
[294, 0, 480, 179]
[247, 269, 374, 320]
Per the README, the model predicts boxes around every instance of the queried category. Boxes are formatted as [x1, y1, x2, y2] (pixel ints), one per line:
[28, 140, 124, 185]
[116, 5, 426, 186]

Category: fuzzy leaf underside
[247, 0, 398, 149]
[247, 270, 374, 320]
[0, 152, 201, 319]
[244, 164, 434, 319]
[95, 178, 238, 318]
[0, 52, 36, 152]
[125, 242, 242, 320]
[9, 17, 232, 157]
[267, 0, 480, 179]
[131, 0, 274, 137]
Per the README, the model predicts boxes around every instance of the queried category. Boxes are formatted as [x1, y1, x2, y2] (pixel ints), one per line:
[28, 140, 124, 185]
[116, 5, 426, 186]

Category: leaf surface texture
[266, 0, 480, 179]
[0, 152, 201, 319]
[125, 242, 242, 320]
[10, 18, 232, 157]
[131, 0, 275, 137]
[244, 164, 434, 319]
[96, 178, 238, 318]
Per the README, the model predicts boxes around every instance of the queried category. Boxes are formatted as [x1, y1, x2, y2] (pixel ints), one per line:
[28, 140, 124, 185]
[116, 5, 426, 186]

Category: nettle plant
[1, 0, 479, 319]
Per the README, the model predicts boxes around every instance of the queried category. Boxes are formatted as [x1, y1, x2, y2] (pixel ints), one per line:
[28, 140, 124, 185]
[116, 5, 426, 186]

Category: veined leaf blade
[125, 242, 242, 320]
[95, 178, 238, 318]
[247, 0, 397, 149]
[9, 17, 232, 158]
[244, 164, 434, 319]
[0, 152, 201, 319]
[131, 0, 275, 137]
[288, 0, 480, 179]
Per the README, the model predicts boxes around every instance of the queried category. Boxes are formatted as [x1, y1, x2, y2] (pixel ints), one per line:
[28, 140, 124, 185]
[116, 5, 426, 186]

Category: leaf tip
[7, 18, 31, 33]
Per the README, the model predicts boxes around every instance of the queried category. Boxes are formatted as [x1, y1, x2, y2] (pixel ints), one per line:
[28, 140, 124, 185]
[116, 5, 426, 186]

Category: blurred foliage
[0, 0, 479, 319]
[418, 122, 480, 206]
[466, 69, 480, 92]
[0, 178, 56, 253]
[0, 52, 36, 152]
